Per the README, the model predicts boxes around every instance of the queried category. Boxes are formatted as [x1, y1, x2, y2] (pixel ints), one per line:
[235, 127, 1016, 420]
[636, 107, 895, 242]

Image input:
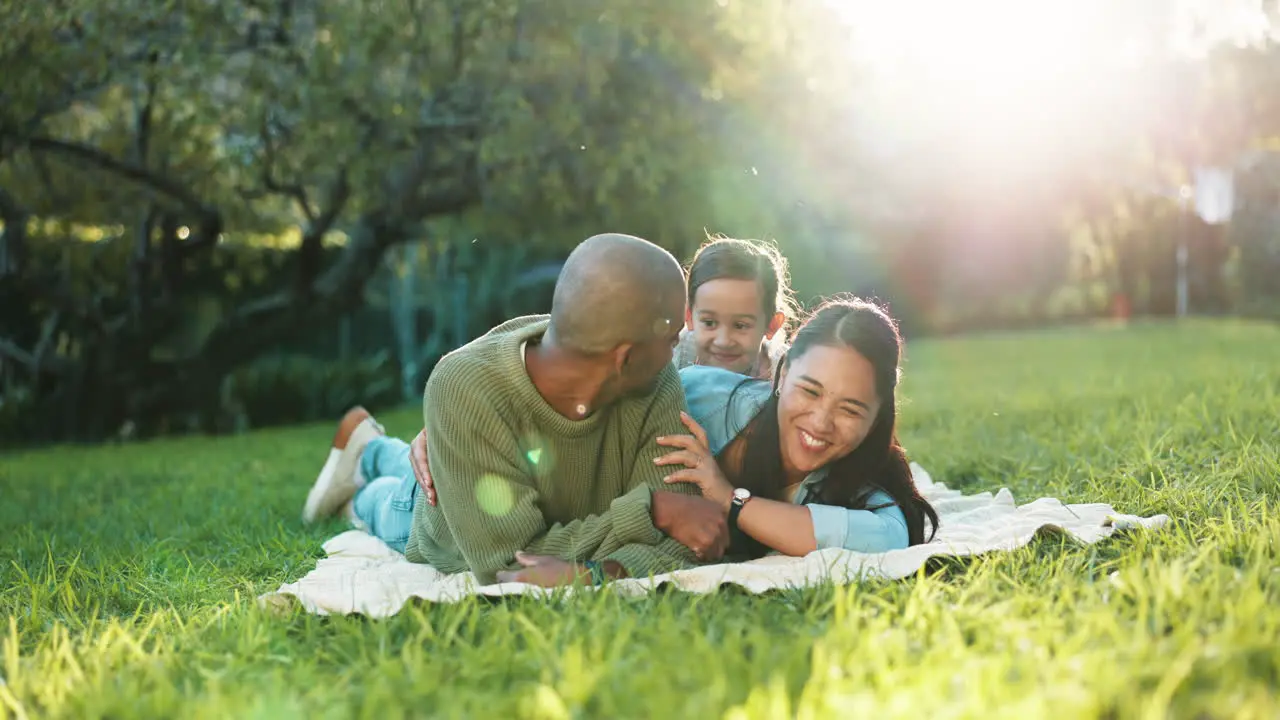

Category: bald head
[549, 233, 686, 354]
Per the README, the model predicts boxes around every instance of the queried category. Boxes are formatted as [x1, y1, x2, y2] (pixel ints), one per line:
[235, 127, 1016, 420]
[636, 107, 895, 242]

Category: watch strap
[728, 500, 744, 532]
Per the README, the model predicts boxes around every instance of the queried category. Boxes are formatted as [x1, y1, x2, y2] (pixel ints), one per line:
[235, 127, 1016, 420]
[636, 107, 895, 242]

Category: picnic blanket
[260, 463, 1170, 617]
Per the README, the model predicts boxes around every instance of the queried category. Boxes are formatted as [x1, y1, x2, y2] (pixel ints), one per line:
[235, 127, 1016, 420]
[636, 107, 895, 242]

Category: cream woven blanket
[260, 463, 1170, 617]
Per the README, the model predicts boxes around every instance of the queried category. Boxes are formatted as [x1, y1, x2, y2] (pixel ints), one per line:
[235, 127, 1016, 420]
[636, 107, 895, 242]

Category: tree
[0, 0, 800, 442]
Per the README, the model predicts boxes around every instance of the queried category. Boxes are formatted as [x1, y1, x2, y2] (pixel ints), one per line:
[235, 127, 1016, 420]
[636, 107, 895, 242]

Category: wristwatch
[727, 487, 752, 531]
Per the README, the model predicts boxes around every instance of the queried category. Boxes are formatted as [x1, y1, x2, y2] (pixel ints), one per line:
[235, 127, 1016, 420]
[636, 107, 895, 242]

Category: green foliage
[1, 322, 1278, 718]
[11, 1, 1280, 447]
[5, 226, 325, 353]
[0, 0, 832, 442]
[2, 0, 805, 236]
[1227, 154, 1280, 305]
[0, 384, 41, 449]
[221, 352, 400, 431]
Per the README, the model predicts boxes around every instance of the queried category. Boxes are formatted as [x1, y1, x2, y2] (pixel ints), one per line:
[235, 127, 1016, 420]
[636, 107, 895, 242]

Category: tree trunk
[131, 209, 156, 321]
[130, 86, 156, 323]
[0, 188, 27, 278]
[389, 242, 421, 401]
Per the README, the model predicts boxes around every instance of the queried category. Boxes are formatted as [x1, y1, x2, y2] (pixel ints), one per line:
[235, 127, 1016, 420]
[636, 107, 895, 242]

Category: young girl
[673, 236, 797, 379]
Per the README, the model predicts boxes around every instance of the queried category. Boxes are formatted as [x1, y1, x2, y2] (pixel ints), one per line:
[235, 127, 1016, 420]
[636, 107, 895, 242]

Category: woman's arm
[656, 414, 914, 558]
[805, 496, 909, 553]
[736, 491, 910, 556]
[733, 498, 818, 556]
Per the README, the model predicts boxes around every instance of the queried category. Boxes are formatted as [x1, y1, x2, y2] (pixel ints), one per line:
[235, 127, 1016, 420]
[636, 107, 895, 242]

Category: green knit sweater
[404, 315, 701, 585]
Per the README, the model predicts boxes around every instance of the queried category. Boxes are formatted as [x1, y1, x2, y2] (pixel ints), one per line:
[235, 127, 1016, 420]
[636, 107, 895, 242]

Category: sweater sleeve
[597, 364, 702, 577]
[672, 327, 698, 369]
[424, 358, 694, 585]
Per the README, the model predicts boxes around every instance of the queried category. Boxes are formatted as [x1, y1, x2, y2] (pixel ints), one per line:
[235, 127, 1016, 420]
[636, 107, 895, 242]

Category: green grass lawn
[2, 320, 1278, 719]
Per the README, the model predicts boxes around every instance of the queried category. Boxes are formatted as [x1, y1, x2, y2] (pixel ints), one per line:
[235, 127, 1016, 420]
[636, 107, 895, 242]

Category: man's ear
[684, 308, 694, 331]
[765, 312, 785, 339]
[612, 343, 635, 375]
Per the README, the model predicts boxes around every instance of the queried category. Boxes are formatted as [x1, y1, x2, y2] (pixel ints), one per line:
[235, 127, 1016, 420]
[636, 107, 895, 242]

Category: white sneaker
[302, 406, 386, 524]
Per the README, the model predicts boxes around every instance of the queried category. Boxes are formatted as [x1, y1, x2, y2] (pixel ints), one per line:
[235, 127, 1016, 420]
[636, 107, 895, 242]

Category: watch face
[733, 487, 751, 501]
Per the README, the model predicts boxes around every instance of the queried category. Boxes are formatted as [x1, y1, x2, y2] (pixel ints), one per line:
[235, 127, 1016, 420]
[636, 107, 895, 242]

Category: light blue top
[678, 364, 910, 553]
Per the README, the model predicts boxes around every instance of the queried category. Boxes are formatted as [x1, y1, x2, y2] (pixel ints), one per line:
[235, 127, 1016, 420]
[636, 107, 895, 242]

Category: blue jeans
[352, 436, 419, 553]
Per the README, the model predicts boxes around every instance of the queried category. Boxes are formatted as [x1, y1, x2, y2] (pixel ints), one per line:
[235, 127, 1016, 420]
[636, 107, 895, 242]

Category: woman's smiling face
[775, 344, 881, 481]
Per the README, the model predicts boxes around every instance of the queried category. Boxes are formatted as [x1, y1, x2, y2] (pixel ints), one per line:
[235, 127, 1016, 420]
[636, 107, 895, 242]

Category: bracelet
[582, 560, 606, 586]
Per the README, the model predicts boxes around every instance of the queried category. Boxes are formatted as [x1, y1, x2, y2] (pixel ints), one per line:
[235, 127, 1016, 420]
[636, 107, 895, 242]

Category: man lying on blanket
[301, 233, 728, 587]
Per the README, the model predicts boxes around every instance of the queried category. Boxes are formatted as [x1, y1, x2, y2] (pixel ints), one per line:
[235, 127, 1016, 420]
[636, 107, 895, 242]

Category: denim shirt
[678, 365, 910, 553]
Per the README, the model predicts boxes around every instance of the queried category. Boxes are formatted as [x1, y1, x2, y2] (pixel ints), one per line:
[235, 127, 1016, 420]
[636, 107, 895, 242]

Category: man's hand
[410, 428, 436, 505]
[495, 552, 582, 586]
[651, 491, 729, 562]
[496, 552, 628, 587]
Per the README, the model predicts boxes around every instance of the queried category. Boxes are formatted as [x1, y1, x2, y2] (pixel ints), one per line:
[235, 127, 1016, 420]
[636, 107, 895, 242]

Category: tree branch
[208, 172, 475, 354]
[14, 266, 109, 329]
[29, 151, 73, 209]
[94, 174, 477, 430]
[32, 311, 63, 372]
[2, 37, 174, 146]
[24, 136, 224, 272]
[0, 336, 69, 376]
[312, 171, 351, 238]
[25, 136, 219, 222]
[377, 130, 481, 223]
[173, 129, 469, 371]
[246, 115, 316, 222]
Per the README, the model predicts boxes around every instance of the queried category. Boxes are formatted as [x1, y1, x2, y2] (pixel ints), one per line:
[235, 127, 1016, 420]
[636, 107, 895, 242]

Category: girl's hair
[686, 235, 799, 334]
[725, 297, 940, 550]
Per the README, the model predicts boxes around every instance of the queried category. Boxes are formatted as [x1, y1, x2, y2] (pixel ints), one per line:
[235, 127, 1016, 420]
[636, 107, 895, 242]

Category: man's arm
[424, 361, 689, 585]
[598, 364, 728, 574]
[412, 416, 723, 577]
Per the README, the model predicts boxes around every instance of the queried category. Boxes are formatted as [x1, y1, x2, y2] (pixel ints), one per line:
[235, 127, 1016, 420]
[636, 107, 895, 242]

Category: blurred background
[1, 0, 1277, 447]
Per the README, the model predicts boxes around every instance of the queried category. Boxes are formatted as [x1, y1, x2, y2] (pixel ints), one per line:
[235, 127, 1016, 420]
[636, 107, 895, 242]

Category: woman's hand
[655, 412, 735, 512]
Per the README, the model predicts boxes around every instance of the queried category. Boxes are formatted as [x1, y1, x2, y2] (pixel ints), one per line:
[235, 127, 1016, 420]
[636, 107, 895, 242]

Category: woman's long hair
[723, 297, 940, 548]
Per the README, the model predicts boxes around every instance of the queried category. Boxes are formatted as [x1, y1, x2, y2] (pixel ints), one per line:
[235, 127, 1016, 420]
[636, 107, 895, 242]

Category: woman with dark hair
[656, 297, 939, 556]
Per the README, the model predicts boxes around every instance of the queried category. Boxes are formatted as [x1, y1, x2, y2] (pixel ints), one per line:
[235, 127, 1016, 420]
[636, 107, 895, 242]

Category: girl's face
[774, 344, 881, 481]
[685, 279, 780, 376]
